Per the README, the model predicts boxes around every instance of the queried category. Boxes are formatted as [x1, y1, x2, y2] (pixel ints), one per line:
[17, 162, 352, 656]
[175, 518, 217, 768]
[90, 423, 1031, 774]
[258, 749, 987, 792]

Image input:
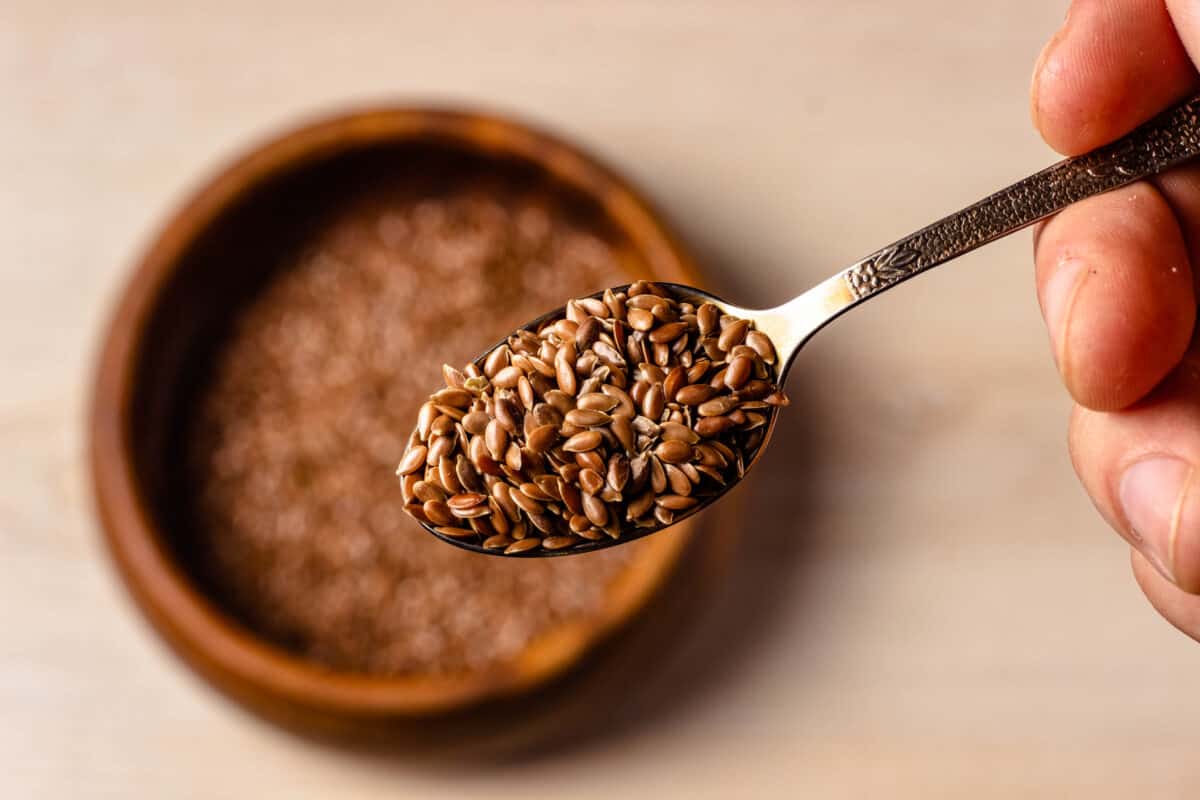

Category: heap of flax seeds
[400, 281, 787, 553]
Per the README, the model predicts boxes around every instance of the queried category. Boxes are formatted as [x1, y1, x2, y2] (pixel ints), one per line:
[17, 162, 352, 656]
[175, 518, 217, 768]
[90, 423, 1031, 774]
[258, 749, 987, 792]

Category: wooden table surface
[6, 1, 1199, 797]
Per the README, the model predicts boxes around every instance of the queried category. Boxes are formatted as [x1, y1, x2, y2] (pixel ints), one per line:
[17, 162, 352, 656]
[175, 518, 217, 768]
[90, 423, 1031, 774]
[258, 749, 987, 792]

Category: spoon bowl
[417, 282, 794, 557]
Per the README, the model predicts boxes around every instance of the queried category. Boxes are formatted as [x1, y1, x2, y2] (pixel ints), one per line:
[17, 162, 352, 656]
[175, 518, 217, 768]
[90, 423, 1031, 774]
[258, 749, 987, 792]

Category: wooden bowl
[89, 106, 721, 746]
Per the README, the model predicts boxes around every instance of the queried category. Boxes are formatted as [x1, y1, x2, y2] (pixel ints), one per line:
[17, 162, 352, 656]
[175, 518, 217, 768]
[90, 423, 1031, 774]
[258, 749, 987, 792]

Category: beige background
[6, 1, 1199, 797]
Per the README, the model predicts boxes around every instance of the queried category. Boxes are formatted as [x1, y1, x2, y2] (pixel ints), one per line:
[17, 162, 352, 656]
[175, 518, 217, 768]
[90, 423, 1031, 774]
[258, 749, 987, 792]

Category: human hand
[1032, 0, 1200, 639]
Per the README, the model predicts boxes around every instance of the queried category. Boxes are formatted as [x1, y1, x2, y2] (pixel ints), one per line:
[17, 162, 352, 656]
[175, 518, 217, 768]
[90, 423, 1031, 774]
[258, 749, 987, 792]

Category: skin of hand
[1032, 0, 1200, 640]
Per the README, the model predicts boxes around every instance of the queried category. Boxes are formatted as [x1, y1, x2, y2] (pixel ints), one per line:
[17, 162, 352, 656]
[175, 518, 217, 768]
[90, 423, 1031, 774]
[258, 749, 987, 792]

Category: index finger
[1032, 0, 1197, 156]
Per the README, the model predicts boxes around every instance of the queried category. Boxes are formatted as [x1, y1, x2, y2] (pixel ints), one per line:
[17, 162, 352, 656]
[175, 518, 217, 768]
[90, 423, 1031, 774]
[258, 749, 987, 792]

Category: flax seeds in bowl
[186, 181, 673, 677]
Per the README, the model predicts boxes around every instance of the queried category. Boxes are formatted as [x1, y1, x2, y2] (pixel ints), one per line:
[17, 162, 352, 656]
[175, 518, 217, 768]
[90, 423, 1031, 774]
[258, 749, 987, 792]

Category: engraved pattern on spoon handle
[844, 94, 1200, 300]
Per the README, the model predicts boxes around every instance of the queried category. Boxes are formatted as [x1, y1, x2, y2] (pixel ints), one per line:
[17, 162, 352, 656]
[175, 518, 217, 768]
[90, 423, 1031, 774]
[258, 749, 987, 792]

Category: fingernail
[1119, 457, 1194, 584]
[1039, 256, 1086, 370]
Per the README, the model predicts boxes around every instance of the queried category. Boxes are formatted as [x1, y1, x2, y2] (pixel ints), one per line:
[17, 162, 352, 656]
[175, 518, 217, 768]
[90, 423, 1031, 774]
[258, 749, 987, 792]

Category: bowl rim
[88, 104, 706, 717]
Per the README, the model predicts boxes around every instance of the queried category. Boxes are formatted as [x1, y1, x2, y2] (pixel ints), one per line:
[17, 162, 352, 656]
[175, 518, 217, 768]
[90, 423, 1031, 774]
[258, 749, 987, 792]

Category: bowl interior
[132, 140, 636, 613]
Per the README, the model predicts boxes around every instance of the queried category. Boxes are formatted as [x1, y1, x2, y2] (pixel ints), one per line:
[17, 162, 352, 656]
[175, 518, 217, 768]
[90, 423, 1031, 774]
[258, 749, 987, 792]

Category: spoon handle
[842, 94, 1200, 301]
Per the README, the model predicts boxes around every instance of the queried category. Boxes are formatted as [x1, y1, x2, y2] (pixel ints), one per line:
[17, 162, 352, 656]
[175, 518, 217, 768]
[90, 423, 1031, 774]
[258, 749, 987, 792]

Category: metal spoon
[416, 94, 1200, 557]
